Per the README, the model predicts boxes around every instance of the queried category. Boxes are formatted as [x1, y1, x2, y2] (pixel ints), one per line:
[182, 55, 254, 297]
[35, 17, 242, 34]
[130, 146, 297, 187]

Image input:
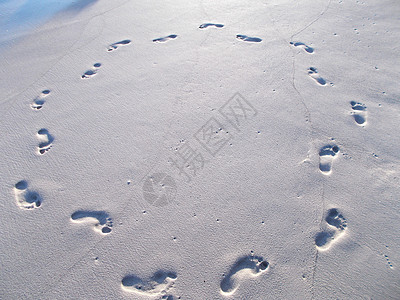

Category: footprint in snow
[199, 23, 224, 29]
[121, 271, 177, 296]
[107, 39, 131, 52]
[37, 128, 54, 155]
[81, 63, 102, 79]
[315, 208, 347, 251]
[71, 210, 113, 234]
[290, 41, 314, 53]
[14, 180, 42, 210]
[319, 145, 339, 175]
[31, 89, 50, 110]
[152, 35, 178, 43]
[220, 254, 269, 296]
[236, 35, 262, 43]
[308, 67, 327, 85]
[350, 101, 368, 126]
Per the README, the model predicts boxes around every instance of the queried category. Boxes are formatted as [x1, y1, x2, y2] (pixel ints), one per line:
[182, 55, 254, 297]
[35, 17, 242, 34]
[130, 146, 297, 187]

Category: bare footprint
[121, 271, 177, 296]
[81, 63, 102, 79]
[319, 145, 339, 175]
[37, 128, 54, 155]
[107, 39, 131, 52]
[199, 23, 224, 29]
[71, 210, 113, 234]
[308, 67, 326, 85]
[31, 89, 50, 110]
[14, 180, 42, 209]
[152, 35, 178, 43]
[350, 101, 368, 126]
[220, 255, 269, 296]
[290, 41, 314, 53]
[315, 208, 347, 251]
[236, 35, 262, 43]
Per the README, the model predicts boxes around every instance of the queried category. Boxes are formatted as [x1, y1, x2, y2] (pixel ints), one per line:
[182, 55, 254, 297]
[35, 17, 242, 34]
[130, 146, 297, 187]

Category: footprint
[81, 63, 102, 79]
[350, 101, 368, 126]
[290, 41, 314, 53]
[152, 35, 178, 43]
[220, 255, 269, 296]
[199, 23, 224, 29]
[315, 208, 347, 251]
[37, 128, 54, 155]
[308, 67, 326, 85]
[14, 180, 42, 209]
[70, 211, 113, 234]
[319, 145, 339, 175]
[121, 271, 177, 296]
[107, 39, 131, 52]
[31, 89, 50, 110]
[236, 35, 262, 43]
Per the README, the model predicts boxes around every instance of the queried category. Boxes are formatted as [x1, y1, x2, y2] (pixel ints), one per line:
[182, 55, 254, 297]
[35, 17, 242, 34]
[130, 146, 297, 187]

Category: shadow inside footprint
[71, 210, 112, 234]
[122, 271, 177, 295]
[315, 208, 347, 250]
[199, 23, 224, 29]
[315, 231, 334, 247]
[308, 67, 326, 85]
[220, 255, 269, 295]
[81, 63, 101, 79]
[236, 35, 262, 42]
[37, 128, 54, 155]
[107, 39, 131, 51]
[31, 89, 50, 110]
[326, 208, 347, 230]
[350, 101, 367, 126]
[14, 180, 42, 209]
[319, 145, 339, 175]
[290, 41, 314, 53]
[152, 35, 177, 43]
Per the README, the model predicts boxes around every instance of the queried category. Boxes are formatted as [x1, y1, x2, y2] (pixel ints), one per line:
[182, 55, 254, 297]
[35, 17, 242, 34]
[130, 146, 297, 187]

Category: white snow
[0, 0, 399, 299]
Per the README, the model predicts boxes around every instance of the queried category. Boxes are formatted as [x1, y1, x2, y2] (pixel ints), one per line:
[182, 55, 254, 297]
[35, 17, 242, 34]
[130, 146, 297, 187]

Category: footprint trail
[319, 145, 339, 175]
[220, 255, 269, 296]
[315, 208, 347, 251]
[290, 41, 314, 53]
[71, 211, 113, 234]
[308, 67, 326, 85]
[81, 63, 102, 79]
[236, 35, 262, 43]
[14, 180, 42, 209]
[153, 35, 177, 43]
[31, 89, 50, 110]
[37, 128, 54, 155]
[107, 39, 131, 52]
[121, 271, 177, 296]
[350, 101, 368, 126]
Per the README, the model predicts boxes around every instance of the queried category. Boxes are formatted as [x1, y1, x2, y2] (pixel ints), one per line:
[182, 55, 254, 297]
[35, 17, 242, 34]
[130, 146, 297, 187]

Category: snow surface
[0, 0, 399, 299]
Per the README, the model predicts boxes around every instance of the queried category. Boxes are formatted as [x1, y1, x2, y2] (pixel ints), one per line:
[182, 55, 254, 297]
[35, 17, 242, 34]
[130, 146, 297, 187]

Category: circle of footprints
[18, 18, 368, 297]
[315, 208, 347, 251]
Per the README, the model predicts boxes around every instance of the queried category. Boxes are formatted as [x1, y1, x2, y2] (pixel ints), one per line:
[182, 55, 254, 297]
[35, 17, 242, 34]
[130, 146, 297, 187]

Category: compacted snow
[0, 0, 399, 299]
